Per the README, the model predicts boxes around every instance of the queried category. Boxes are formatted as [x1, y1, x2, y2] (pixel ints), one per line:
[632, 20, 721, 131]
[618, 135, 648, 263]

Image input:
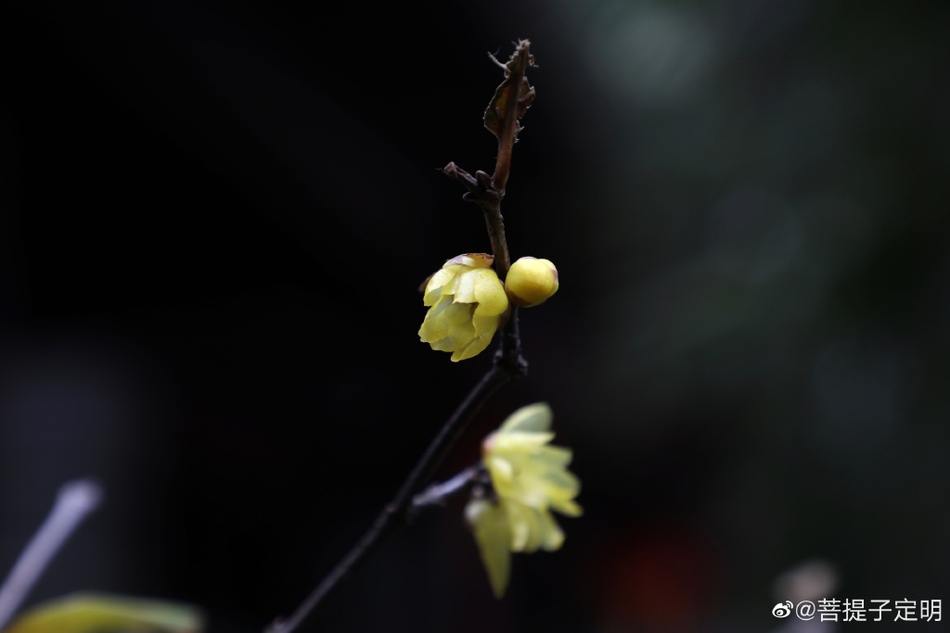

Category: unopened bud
[505, 257, 559, 307]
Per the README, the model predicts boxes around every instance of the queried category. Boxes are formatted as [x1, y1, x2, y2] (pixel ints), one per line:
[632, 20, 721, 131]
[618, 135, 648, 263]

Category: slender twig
[442, 39, 535, 279]
[490, 40, 533, 193]
[410, 466, 479, 512]
[442, 163, 511, 278]
[266, 41, 535, 633]
[266, 361, 519, 633]
[0, 479, 103, 631]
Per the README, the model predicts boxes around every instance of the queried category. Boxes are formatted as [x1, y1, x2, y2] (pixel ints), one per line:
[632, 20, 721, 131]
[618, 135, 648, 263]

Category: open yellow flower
[419, 254, 509, 362]
[465, 403, 582, 597]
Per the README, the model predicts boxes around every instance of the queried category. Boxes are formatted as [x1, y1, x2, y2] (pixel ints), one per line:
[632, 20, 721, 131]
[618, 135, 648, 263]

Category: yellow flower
[504, 256, 559, 307]
[465, 403, 582, 597]
[419, 254, 509, 362]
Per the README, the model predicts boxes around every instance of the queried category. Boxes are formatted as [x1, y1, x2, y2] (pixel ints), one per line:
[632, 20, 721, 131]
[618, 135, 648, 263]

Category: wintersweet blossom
[419, 254, 509, 362]
[465, 403, 582, 597]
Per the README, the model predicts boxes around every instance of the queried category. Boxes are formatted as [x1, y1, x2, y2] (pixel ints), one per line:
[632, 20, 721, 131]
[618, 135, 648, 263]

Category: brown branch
[442, 163, 511, 277]
[442, 40, 535, 278]
[265, 40, 535, 633]
[489, 40, 534, 191]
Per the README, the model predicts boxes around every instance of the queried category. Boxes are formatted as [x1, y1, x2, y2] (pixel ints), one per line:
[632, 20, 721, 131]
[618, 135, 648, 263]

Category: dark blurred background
[1, 1, 949, 631]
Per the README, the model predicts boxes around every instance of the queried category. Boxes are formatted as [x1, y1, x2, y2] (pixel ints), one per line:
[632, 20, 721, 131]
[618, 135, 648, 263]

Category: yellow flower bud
[419, 254, 510, 362]
[504, 257, 559, 307]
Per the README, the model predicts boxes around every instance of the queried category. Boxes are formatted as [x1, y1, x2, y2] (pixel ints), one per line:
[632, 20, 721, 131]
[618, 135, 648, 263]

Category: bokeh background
[2, 1, 949, 631]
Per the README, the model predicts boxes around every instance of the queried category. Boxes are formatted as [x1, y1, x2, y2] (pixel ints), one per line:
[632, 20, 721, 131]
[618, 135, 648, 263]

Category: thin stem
[442, 40, 534, 278]
[441, 164, 511, 278]
[481, 196, 512, 279]
[410, 466, 479, 512]
[0, 479, 103, 631]
[266, 362, 519, 633]
[491, 40, 532, 192]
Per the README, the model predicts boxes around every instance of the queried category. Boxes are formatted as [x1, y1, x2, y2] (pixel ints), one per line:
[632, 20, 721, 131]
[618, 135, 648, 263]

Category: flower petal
[472, 269, 509, 316]
[485, 455, 514, 487]
[507, 501, 542, 553]
[465, 499, 512, 599]
[540, 468, 581, 497]
[490, 431, 556, 453]
[424, 267, 456, 297]
[418, 302, 449, 342]
[549, 496, 583, 518]
[454, 268, 478, 303]
[534, 445, 573, 469]
[452, 330, 495, 362]
[537, 508, 566, 551]
[498, 403, 552, 434]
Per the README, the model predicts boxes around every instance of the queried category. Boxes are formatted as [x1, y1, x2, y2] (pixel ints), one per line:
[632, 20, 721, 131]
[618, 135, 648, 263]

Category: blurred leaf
[4, 592, 203, 633]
